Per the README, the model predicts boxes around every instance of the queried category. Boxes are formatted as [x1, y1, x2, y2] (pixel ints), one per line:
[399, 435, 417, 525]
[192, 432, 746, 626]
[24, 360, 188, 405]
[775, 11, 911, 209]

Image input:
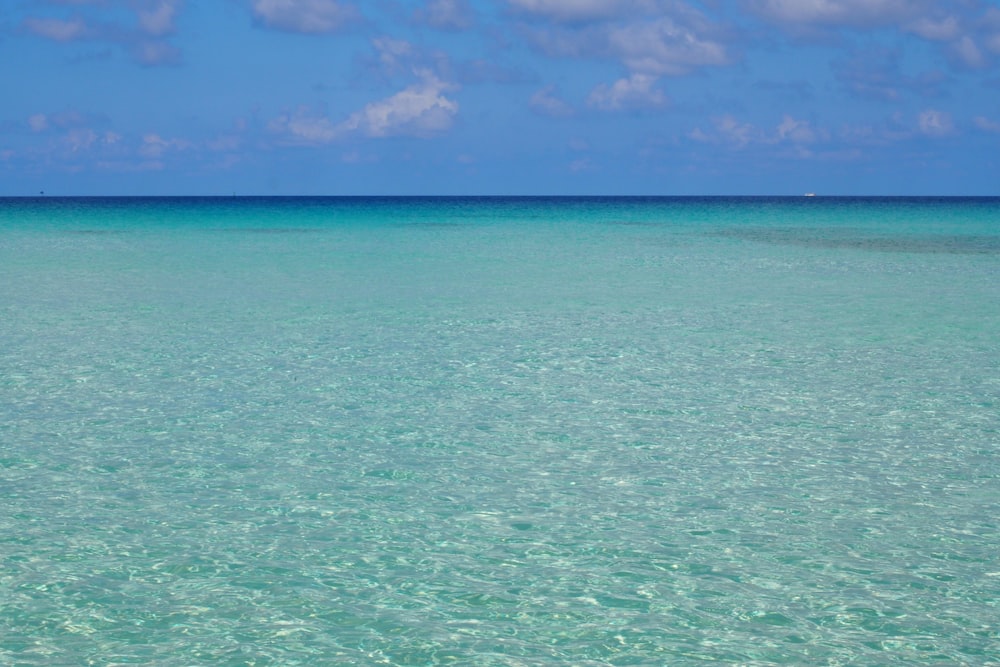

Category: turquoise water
[1, 197, 998, 665]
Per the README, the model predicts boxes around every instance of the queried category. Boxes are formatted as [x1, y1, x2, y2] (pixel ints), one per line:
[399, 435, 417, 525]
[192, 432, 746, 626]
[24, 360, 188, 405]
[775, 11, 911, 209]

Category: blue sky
[2, 0, 1000, 195]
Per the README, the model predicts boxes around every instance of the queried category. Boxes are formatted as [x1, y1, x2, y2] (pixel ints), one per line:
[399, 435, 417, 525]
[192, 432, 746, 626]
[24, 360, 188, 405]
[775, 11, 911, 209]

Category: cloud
[747, 0, 1000, 71]
[414, 0, 474, 30]
[906, 15, 961, 41]
[28, 114, 50, 132]
[51, 124, 128, 157]
[530, 85, 574, 116]
[973, 115, 1000, 133]
[833, 47, 949, 101]
[587, 73, 667, 110]
[775, 115, 819, 143]
[66, 128, 99, 152]
[251, 0, 358, 34]
[134, 0, 181, 36]
[206, 135, 243, 152]
[452, 59, 535, 85]
[24, 17, 90, 41]
[698, 115, 759, 148]
[518, 2, 729, 79]
[606, 16, 728, 75]
[268, 108, 340, 144]
[988, 15, 1000, 54]
[25, 110, 110, 133]
[744, 0, 923, 29]
[371, 36, 415, 74]
[507, 0, 636, 23]
[917, 109, 954, 136]
[949, 35, 985, 68]
[138, 132, 193, 157]
[690, 114, 824, 149]
[270, 71, 459, 144]
[130, 39, 181, 65]
[21, 1, 183, 65]
[340, 71, 459, 138]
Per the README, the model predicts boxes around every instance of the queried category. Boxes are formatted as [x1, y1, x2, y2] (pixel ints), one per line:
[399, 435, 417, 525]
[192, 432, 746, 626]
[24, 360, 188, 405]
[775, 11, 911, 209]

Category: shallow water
[1, 197, 998, 665]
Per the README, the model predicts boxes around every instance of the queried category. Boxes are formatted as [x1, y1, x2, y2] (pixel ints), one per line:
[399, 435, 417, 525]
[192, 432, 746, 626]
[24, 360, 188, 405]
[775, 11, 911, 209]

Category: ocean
[1, 196, 998, 665]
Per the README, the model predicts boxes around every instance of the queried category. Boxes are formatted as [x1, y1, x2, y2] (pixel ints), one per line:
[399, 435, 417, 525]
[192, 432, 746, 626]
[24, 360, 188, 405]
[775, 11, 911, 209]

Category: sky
[2, 0, 1000, 195]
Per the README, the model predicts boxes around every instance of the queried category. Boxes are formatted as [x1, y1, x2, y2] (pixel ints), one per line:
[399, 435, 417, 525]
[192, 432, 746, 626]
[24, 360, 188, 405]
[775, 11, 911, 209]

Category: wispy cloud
[413, 0, 474, 31]
[507, 0, 635, 23]
[833, 47, 949, 101]
[691, 114, 825, 149]
[340, 70, 459, 138]
[747, 0, 1000, 71]
[138, 132, 193, 157]
[973, 115, 1000, 132]
[270, 70, 460, 145]
[743, 0, 935, 30]
[28, 114, 50, 132]
[251, 0, 358, 34]
[587, 73, 667, 110]
[136, 0, 180, 36]
[606, 16, 728, 75]
[23, 16, 90, 42]
[530, 85, 574, 117]
[268, 108, 339, 144]
[516, 1, 729, 87]
[917, 109, 954, 136]
[21, 0, 184, 65]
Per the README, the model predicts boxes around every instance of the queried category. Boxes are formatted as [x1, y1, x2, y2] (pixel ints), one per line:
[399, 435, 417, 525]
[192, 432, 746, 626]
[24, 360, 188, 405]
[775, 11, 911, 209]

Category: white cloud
[251, 0, 357, 34]
[518, 4, 728, 79]
[131, 40, 181, 65]
[917, 109, 954, 136]
[775, 115, 818, 143]
[906, 15, 960, 41]
[587, 73, 667, 110]
[270, 71, 460, 144]
[339, 71, 458, 138]
[138, 133, 169, 157]
[207, 135, 242, 152]
[23, 17, 89, 41]
[607, 16, 728, 75]
[950, 35, 985, 68]
[989, 32, 1000, 54]
[691, 115, 759, 148]
[748, 0, 1000, 73]
[26, 110, 109, 134]
[507, 0, 634, 23]
[690, 114, 825, 149]
[983, 9, 1000, 53]
[67, 128, 99, 152]
[268, 108, 340, 144]
[22, 3, 183, 65]
[135, 0, 181, 36]
[372, 37, 415, 73]
[530, 85, 574, 116]
[745, 0, 921, 28]
[415, 0, 474, 30]
[973, 116, 1000, 133]
[138, 133, 192, 157]
[28, 114, 49, 132]
[713, 115, 758, 147]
